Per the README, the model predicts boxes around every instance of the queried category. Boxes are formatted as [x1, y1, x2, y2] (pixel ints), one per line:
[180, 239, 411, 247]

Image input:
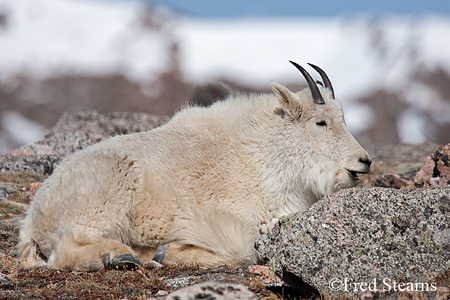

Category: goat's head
[270, 61, 371, 196]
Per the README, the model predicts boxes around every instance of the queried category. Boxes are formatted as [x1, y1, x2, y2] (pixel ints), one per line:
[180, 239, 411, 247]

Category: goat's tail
[17, 222, 47, 269]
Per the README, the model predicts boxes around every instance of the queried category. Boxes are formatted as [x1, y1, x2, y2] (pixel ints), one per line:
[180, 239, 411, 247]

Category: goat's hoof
[102, 254, 141, 270]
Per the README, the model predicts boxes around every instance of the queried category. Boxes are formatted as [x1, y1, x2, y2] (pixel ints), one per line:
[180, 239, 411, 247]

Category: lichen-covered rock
[247, 265, 282, 287]
[374, 143, 450, 189]
[255, 186, 450, 300]
[153, 282, 259, 300]
[45, 111, 169, 139]
[0, 111, 168, 176]
[0, 155, 60, 177]
[374, 172, 416, 189]
[413, 143, 450, 188]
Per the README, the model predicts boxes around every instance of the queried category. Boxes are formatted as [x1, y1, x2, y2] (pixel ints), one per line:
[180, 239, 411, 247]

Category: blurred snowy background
[1, 0, 450, 153]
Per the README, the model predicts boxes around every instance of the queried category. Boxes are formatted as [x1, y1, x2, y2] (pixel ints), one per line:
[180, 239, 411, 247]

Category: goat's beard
[333, 169, 359, 192]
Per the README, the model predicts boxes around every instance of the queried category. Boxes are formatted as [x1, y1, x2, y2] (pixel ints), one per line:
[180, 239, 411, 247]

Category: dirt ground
[0, 142, 443, 299]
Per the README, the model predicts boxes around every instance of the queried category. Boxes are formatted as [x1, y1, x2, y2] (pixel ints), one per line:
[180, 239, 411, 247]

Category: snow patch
[0, 0, 173, 82]
[397, 109, 428, 143]
[1, 111, 45, 146]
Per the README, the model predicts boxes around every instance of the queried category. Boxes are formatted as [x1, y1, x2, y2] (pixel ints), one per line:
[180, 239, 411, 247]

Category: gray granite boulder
[256, 186, 450, 299]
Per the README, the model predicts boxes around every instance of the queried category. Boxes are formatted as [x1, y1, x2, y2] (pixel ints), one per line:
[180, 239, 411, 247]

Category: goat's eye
[316, 121, 327, 126]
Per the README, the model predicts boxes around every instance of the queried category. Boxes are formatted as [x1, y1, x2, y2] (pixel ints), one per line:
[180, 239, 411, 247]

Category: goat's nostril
[359, 157, 372, 167]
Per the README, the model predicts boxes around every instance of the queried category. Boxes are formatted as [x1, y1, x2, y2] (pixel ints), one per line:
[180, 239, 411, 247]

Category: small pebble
[0, 189, 7, 200]
[147, 260, 163, 269]
[155, 290, 169, 296]
[0, 272, 12, 285]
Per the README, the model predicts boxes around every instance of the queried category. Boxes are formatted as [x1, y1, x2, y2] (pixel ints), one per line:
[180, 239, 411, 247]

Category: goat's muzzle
[348, 157, 372, 181]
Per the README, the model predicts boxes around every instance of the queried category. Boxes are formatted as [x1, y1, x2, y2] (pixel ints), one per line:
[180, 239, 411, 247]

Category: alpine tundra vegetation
[17, 61, 371, 271]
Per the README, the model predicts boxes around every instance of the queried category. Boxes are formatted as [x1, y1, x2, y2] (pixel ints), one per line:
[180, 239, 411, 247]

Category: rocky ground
[0, 111, 447, 299]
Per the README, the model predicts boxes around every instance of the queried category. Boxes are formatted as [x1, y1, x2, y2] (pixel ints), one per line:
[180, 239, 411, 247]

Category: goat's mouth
[348, 169, 370, 181]
[349, 170, 359, 181]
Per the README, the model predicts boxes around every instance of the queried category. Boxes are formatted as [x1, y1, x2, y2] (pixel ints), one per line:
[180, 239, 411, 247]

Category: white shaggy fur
[17, 80, 371, 271]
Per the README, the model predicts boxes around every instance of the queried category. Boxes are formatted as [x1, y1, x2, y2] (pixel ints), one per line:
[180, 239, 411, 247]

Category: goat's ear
[270, 82, 302, 119]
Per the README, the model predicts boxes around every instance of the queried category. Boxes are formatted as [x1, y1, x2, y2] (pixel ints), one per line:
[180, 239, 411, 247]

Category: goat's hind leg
[47, 235, 141, 271]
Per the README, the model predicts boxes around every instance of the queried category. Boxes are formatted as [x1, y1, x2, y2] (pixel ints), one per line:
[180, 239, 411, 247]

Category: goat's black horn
[289, 60, 325, 105]
[308, 63, 335, 99]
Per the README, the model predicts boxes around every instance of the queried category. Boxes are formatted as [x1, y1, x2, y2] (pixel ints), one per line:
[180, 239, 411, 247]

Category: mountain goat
[17, 61, 371, 271]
